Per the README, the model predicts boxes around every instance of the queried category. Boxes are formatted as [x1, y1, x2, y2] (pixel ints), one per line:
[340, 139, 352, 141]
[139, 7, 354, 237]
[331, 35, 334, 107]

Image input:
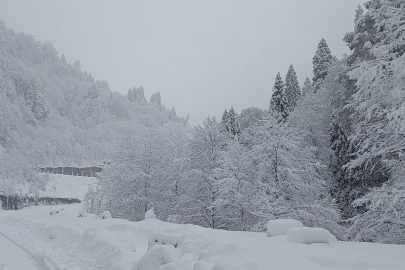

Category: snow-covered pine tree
[169, 106, 177, 121]
[150, 91, 162, 106]
[221, 107, 241, 139]
[301, 77, 313, 97]
[127, 88, 135, 102]
[25, 78, 37, 112]
[284, 64, 301, 111]
[33, 93, 47, 122]
[221, 109, 229, 132]
[270, 73, 289, 122]
[134, 86, 146, 102]
[354, 4, 364, 23]
[312, 38, 333, 91]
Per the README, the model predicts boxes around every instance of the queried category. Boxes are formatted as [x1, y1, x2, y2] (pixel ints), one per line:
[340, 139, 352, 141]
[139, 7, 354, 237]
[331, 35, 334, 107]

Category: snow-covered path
[0, 233, 38, 270]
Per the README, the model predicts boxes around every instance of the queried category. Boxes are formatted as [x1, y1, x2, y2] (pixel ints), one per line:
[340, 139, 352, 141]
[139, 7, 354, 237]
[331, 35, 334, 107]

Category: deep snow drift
[0, 204, 404, 270]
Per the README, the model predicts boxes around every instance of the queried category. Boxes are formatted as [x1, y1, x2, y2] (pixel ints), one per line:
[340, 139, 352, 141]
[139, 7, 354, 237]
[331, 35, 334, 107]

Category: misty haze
[0, 1, 405, 270]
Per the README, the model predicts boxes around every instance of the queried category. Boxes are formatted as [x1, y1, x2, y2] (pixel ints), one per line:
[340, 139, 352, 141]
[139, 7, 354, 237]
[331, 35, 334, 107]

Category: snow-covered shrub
[145, 208, 156, 219]
[148, 233, 183, 249]
[99, 211, 112, 219]
[78, 209, 87, 218]
[132, 245, 178, 270]
[287, 227, 333, 244]
[266, 219, 303, 237]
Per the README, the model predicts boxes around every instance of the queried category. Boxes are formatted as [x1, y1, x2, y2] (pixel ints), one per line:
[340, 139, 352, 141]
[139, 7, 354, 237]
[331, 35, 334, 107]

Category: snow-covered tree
[25, 78, 37, 112]
[284, 64, 301, 111]
[181, 117, 226, 228]
[249, 117, 343, 236]
[128, 86, 146, 103]
[312, 38, 333, 91]
[342, 0, 405, 242]
[221, 107, 240, 139]
[214, 139, 258, 230]
[150, 91, 162, 106]
[270, 73, 289, 122]
[238, 107, 266, 131]
[301, 77, 313, 97]
[33, 93, 47, 122]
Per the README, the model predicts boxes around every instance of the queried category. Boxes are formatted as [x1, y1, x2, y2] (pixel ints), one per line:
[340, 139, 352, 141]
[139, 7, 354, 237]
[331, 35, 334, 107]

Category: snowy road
[0, 233, 38, 270]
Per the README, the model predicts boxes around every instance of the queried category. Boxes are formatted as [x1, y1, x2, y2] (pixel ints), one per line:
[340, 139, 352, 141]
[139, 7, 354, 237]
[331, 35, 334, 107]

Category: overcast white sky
[0, 0, 361, 124]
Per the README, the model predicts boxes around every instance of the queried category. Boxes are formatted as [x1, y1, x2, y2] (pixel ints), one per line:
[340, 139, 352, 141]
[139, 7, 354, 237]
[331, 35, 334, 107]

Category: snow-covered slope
[0, 204, 404, 270]
[40, 174, 98, 200]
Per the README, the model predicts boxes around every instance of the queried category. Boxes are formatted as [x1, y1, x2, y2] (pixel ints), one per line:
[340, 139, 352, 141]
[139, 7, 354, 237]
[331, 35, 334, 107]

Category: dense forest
[1, 0, 405, 244]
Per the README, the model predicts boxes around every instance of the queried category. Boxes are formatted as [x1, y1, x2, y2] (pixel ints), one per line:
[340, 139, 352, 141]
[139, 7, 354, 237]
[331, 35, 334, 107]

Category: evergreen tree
[150, 91, 161, 106]
[284, 64, 301, 111]
[87, 85, 99, 99]
[354, 4, 364, 23]
[134, 86, 146, 102]
[169, 106, 177, 121]
[312, 38, 333, 91]
[221, 109, 229, 128]
[127, 88, 135, 102]
[301, 77, 313, 97]
[33, 93, 47, 122]
[221, 108, 241, 138]
[73, 60, 82, 70]
[25, 78, 37, 112]
[270, 73, 289, 122]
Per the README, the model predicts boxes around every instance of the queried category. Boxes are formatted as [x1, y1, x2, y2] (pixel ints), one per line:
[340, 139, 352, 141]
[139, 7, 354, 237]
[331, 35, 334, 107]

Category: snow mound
[148, 233, 183, 249]
[287, 227, 332, 244]
[78, 209, 87, 218]
[99, 211, 112, 219]
[267, 219, 303, 237]
[132, 245, 178, 270]
[145, 208, 156, 219]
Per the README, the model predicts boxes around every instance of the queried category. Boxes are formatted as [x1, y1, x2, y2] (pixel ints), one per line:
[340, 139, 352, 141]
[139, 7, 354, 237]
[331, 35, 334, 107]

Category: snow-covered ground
[0, 234, 37, 270]
[1, 204, 405, 270]
[40, 174, 98, 200]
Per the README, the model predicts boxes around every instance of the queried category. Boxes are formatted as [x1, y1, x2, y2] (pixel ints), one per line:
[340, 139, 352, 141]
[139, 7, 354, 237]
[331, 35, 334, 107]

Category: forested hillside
[0, 20, 189, 197]
[86, 0, 405, 244]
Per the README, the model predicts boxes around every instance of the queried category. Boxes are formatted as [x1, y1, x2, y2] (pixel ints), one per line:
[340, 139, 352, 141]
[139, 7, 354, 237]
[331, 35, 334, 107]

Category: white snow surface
[266, 219, 304, 237]
[42, 174, 98, 200]
[0, 204, 405, 270]
[145, 208, 156, 219]
[287, 227, 333, 244]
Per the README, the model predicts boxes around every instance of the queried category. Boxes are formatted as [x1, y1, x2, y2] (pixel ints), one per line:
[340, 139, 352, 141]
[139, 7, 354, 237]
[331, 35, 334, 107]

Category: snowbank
[287, 227, 332, 244]
[267, 219, 303, 237]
